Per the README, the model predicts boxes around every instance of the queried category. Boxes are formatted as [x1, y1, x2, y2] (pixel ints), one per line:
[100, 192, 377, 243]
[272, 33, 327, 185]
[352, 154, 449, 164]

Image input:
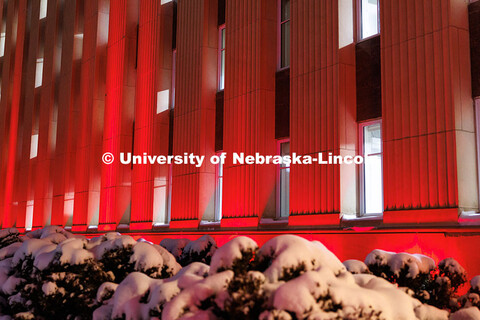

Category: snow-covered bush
[0, 228, 22, 250]
[0, 227, 478, 319]
[178, 235, 217, 266]
[365, 249, 468, 311]
[160, 238, 190, 261]
[94, 233, 180, 282]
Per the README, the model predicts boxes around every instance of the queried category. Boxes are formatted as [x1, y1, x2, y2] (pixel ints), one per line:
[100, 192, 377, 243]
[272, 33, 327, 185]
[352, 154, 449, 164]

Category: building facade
[2, 0, 480, 271]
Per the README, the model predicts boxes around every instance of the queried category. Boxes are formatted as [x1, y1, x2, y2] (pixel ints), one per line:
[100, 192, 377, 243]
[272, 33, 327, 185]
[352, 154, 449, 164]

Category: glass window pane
[361, 0, 379, 39]
[281, 21, 290, 68]
[221, 28, 226, 49]
[280, 168, 290, 217]
[364, 154, 382, 213]
[219, 50, 225, 90]
[364, 122, 381, 155]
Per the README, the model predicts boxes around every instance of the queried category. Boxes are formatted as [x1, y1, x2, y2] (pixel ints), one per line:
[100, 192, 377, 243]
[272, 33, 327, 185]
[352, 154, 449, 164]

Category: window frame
[357, 0, 380, 42]
[277, 0, 291, 70]
[358, 119, 383, 216]
[217, 24, 226, 91]
[276, 139, 290, 219]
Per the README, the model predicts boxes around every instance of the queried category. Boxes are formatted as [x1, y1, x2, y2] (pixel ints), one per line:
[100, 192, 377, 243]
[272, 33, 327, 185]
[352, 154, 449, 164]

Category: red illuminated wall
[289, 0, 357, 226]
[170, 0, 217, 228]
[380, 0, 478, 223]
[0, 0, 479, 269]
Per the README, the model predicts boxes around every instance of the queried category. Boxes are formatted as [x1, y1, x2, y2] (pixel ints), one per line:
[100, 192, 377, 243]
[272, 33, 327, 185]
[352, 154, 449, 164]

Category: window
[0, 32, 5, 57]
[156, 90, 169, 114]
[359, 120, 383, 215]
[30, 134, 39, 159]
[214, 153, 224, 221]
[39, 0, 47, 19]
[278, 0, 290, 69]
[171, 49, 176, 109]
[26, 200, 34, 231]
[277, 140, 290, 218]
[35, 58, 44, 88]
[218, 25, 225, 91]
[358, 0, 379, 40]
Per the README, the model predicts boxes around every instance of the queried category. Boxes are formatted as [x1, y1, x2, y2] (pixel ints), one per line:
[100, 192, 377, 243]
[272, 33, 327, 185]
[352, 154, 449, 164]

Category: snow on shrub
[365, 249, 469, 311]
[256, 235, 346, 282]
[93, 233, 180, 282]
[0, 228, 22, 249]
[343, 259, 371, 275]
[160, 238, 191, 261]
[450, 307, 480, 320]
[179, 235, 217, 266]
[209, 236, 258, 274]
[0, 228, 478, 319]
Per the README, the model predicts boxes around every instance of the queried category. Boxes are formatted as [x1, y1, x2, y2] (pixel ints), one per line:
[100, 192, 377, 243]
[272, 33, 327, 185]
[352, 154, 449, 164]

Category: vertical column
[289, 0, 357, 226]
[2, 0, 27, 227]
[130, 0, 159, 229]
[0, 0, 15, 226]
[50, 0, 82, 226]
[381, 0, 477, 223]
[71, 0, 108, 231]
[221, 0, 277, 227]
[99, 0, 137, 231]
[152, 2, 174, 225]
[17, 0, 42, 230]
[33, 0, 61, 227]
[170, 0, 217, 228]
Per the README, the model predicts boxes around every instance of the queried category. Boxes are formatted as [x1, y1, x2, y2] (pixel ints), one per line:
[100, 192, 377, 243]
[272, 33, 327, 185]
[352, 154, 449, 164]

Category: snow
[12, 238, 56, 266]
[209, 236, 258, 274]
[441, 258, 466, 276]
[471, 275, 480, 291]
[450, 307, 480, 320]
[41, 282, 58, 296]
[91, 234, 137, 259]
[365, 249, 435, 278]
[257, 235, 346, 282]
[0, 226, 477, 319]
[0, 243, 22, 260]
[180, 235, 217, 263]
[96, 282, 118, 304]
[129, 242, 181, 276]
[160, 238, 191, 259]
[169, 262, 210, 289]
[109, 272, 160, 320]
[343, 259, 370, 274]
[162, 270, 234, 320]
[272, 270, 330, 318]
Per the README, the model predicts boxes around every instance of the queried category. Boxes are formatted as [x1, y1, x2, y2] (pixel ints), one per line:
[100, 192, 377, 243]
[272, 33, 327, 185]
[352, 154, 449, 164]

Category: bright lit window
[40, 0, 47, 19]
[359, 0, 379, 40]
[360, 120, 383, 214]
[214, 153, 223, 221]
[0, 32, 5, 57]
[278, 141, 290, 218]
[35, 58, 44, 88]
[279, 0, 290, 69]
[156, 90, 169, 114]
[26, 200, 34, 231]
[30, 134, 39, 159]
[218, 25, 225, 91]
